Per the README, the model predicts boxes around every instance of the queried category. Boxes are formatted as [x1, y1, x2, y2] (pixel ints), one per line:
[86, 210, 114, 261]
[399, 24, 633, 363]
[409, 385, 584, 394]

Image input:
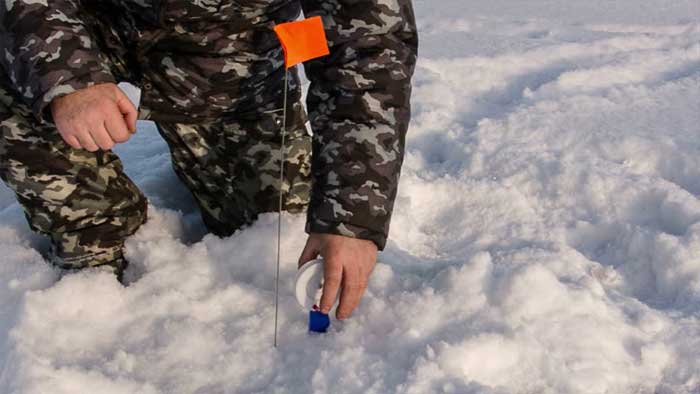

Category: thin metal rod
[274, 70, 289, 348]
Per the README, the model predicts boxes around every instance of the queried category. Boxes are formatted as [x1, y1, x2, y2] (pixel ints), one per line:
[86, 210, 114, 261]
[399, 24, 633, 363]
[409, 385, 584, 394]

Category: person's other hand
[298, 233, 378, 320]
[50, 83, 138, 152]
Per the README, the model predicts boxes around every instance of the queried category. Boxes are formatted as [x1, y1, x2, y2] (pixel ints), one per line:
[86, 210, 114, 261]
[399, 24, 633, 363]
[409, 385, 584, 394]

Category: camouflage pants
[0, 80, 311, 272]
[156, 105, 312, 236]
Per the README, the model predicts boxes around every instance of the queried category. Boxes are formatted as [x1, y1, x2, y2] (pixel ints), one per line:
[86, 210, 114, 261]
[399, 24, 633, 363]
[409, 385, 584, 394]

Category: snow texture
[1, 1, 700, 393]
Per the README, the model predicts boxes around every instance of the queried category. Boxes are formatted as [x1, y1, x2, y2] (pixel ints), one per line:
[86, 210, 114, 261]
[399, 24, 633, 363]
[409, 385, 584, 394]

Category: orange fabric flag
[274, 16, 330, 69]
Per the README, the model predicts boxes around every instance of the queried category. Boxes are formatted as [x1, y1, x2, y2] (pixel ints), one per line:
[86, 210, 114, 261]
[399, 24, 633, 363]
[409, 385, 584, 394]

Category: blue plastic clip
[309, 310, 330, 333]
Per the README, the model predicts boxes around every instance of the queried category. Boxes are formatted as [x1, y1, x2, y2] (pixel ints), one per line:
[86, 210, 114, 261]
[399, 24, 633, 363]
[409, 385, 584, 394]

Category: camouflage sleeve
[0, 0, 115, 122]
[299, 0, 418, 250]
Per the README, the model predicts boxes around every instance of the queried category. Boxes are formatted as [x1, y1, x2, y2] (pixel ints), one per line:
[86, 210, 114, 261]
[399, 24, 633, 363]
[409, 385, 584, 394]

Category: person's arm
[0, 0, 116, 123]
[1, 2, 136, 150]
[300, 0, 418, 251]
[298, 0, 418, 319]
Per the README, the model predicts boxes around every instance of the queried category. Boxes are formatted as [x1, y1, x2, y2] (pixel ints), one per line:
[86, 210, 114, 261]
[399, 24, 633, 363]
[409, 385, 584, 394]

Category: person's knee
[1, 121, 148, 264]
[47, 189, 146, 273]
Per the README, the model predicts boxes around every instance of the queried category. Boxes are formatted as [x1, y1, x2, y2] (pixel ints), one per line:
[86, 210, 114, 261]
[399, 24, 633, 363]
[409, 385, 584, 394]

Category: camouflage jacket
[0, 0, 418, 249]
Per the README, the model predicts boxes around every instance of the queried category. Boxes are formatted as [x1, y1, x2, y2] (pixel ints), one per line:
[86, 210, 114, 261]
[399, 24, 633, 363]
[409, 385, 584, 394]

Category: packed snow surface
[1, 1, 699, 393]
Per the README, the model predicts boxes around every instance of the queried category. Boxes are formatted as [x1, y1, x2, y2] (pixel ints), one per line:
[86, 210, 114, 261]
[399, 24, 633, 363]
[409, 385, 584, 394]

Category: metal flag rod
[274, 69, 289, 348]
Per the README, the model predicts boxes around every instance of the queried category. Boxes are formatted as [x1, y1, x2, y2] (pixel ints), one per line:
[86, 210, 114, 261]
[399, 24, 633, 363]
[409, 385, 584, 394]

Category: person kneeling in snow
[0, 1, 417, 319]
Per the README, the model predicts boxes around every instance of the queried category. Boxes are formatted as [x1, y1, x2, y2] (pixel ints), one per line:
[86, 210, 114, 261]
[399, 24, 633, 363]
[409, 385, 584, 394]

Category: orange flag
[274, 16, 330, 69]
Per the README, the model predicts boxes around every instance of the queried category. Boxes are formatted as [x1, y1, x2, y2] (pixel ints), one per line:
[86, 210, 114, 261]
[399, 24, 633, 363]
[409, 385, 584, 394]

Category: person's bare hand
[298, 233, 378, 320]
[50, 83, 138, 152]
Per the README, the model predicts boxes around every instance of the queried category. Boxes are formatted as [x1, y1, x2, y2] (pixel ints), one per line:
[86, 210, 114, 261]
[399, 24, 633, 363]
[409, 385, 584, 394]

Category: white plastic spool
[295, 259, 324, 310]
[295, 258, 341, 311]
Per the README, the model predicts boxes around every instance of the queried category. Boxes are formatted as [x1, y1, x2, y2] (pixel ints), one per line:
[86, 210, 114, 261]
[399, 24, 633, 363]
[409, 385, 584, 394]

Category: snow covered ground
[2, 1, 700, 393]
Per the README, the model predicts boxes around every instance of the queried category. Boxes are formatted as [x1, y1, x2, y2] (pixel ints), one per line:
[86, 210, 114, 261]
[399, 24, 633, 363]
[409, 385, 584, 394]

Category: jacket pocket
[159, 0, 232, 22]
[159, 0, 286, 22]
